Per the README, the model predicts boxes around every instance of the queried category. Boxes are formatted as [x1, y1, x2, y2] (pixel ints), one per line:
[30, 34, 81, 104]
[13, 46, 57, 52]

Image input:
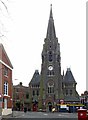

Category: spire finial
[63, 70, 64, 76]
[50, 4, 53, 18]
[50, 4, 52, 8]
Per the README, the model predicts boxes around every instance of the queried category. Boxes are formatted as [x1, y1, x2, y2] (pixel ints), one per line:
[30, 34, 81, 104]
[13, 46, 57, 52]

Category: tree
[38, 77, 43, 110]
[0, 0, 9, 37]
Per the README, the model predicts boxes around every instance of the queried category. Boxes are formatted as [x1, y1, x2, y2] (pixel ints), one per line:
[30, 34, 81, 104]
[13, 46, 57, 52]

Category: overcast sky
[0, 0, 86, 95]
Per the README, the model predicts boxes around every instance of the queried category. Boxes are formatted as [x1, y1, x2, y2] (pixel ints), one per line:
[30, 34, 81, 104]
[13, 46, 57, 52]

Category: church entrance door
[48, 102, 52, 112]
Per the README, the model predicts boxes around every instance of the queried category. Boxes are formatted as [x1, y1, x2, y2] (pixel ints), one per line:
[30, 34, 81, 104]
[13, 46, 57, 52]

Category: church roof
[46, 4, 56, 40]
[30, 70, 40, 85]
[63, 68, 76, 83]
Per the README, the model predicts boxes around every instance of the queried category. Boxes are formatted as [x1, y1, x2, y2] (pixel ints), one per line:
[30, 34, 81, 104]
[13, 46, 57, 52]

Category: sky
[0, 0, 86, 95]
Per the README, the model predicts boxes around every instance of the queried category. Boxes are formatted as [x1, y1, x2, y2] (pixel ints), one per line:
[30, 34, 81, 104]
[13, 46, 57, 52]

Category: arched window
[33, 90, 35, 96]
[66, 90, 68, 95]
[70, 90, 72, 95]
[49, 51, 52, 61]
[42, 55, 44, 63]
[4, 82, 8, 95]
[48, 86, 54, 93]
[37, 90, 39, 96]
[47, 82, 54, 93]
[47, 70, 54, 76]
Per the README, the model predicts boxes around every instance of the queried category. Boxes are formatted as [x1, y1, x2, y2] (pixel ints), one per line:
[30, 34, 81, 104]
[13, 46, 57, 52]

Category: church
[29, 5, 80, 111]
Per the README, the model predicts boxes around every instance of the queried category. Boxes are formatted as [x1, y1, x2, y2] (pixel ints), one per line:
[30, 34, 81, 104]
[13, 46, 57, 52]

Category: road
[2, 111, 78, 120]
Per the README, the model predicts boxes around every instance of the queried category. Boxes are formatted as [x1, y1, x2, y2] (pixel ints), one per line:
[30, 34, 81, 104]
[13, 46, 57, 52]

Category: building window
[4, 67, 8, 76]
[16, 89, 19, 92]
[70, 90, 72, 95]
[47, 70, 54, 76]
[49, 51, 52, 62]
[48, 86, 54, 93]
[26, 93, 29, 99]
[33, 90, 35, 96]
[48, 87, 51, 93]
[66, 90, 68, 95]
[50, 46, 51, 48]
[16, 94, 19, 99]
[4, 82, 8, 95]
[37, 90, 39, 96]
[42, 55, 44, 63]
[49, 54, 52, 61]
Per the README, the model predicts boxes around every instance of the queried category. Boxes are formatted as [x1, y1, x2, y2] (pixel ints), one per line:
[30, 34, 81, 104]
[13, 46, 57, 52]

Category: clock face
[48, 81, 54, 87]
[48, 65, 53, 70]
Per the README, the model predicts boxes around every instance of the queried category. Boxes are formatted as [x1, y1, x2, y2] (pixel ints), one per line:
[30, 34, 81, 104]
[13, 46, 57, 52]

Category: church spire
[46, 4, 56, 40]
[50, 4, 53, 18]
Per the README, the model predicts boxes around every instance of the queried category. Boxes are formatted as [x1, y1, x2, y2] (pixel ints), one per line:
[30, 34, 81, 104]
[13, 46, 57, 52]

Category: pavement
[0, 116, 2, 120]
[1, 111, 78, 120]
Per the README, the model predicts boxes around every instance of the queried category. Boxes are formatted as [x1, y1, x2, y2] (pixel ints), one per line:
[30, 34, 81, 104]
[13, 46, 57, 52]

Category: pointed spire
[50, 4, 53, 18]
[46, 4, 56, 40]
[64, 68, 76, 83]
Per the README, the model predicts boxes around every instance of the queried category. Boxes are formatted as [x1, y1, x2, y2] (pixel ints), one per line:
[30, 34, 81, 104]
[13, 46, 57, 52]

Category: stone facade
[29, 5, 80, 110]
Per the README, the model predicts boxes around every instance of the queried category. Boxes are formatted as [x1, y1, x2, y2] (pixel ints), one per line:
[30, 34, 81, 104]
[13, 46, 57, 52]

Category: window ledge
[4, 75, 8, 78]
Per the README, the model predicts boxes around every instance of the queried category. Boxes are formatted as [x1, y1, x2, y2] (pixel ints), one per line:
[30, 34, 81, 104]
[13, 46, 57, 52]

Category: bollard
[78, 109, 87, 120]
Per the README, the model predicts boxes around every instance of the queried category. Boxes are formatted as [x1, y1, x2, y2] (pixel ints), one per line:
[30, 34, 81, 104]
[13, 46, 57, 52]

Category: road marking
[44, 113, 48, 115]
[58, 114, 63, 116]
[58, 114, 65, 116]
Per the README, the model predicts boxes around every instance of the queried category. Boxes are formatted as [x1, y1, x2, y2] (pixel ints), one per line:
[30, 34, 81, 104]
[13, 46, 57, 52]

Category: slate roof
[30, 70, 40, 85]
[63, 68, 76, 83]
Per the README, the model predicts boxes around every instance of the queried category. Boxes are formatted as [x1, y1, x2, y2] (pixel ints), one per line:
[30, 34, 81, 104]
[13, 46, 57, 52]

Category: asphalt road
[2, 111, 78, 120]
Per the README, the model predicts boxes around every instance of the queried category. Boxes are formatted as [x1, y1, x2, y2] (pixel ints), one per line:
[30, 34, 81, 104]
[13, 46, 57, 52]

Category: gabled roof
[63, 68, 76, 83]
[0, 43, 13, 69]
[30, 70, 40, 85]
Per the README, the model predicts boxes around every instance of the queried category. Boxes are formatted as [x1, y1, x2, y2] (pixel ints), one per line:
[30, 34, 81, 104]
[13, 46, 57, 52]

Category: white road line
[44, 113, 48, 115]
[58, 114, 64, 116]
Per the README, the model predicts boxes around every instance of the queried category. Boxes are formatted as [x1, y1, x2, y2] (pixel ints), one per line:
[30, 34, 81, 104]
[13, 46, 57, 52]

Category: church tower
[41, 5, 63, 106]
[29, 4, 80, 111]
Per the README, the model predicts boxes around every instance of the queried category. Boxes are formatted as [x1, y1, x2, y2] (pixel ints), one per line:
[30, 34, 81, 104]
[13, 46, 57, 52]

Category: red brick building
[0, 44, 13, 115]
[13, 82, 30, 111]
